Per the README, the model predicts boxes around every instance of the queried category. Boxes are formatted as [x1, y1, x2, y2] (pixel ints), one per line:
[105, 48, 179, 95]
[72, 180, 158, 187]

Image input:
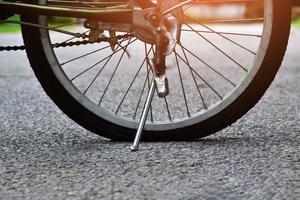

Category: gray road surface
[0, 28, 299, 199]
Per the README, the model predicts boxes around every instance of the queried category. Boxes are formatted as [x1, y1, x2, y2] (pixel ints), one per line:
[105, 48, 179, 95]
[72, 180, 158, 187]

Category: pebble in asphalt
[0, 28, 299, 199]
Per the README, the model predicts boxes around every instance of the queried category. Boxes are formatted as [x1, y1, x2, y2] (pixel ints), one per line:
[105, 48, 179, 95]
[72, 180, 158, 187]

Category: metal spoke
[178, 43, 236, 87]
[82, 56, 113, 95]
[60, 35, 132, 66]
[146, 51, 154, 123]
[174, 51, 223, 100]
[174, 49, 191, 117]
[163, 97, 172, 121]
[184, 15, 256, 55]
[185, 23, 248, 72]
[98, 38, 134, 105]
[181, 29, 261, 38]
[82, 43, 125, 95]
[178, 43, 207, 109]
[70, 38, 133, 81]
[148, 46, 157, 122]
[115, 44, 153, 115]
[61, 45, 111, 66]
[201, 25, 256, 55]
[133, 64, 152, 120]
[197, 18, 264, 24]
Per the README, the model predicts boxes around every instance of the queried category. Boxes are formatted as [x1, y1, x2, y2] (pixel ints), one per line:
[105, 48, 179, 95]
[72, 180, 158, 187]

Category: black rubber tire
[21, 0, 291, 141]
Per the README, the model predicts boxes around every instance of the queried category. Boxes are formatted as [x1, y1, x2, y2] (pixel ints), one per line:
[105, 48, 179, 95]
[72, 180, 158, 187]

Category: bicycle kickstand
[130, 80, 156, 151]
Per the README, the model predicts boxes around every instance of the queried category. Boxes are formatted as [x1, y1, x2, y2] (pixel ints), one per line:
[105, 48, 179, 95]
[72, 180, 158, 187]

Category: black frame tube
[0, 1, 133, 23]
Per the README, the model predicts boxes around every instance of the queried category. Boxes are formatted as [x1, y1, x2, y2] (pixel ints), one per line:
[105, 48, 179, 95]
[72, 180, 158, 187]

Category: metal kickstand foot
[130, 80, 156, 151]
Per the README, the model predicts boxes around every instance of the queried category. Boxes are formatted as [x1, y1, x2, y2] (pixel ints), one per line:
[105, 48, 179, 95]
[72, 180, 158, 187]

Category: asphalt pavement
[0, 28, 299, 199]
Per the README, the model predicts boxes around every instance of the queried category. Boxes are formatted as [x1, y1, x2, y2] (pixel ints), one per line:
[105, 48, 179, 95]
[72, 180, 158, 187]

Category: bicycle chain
[0, 33, 132, 51]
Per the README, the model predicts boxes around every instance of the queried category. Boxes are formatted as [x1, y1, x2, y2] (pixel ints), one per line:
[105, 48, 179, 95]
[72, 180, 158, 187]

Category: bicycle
[0, 0, 292, 150]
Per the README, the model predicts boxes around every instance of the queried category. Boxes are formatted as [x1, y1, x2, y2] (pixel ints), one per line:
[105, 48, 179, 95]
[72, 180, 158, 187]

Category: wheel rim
[38, 0, 272, 131]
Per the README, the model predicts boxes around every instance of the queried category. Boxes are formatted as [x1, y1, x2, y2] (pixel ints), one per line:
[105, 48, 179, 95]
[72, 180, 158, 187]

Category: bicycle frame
[0, 1, 133, 23]
[2, 0, 300, 26]
[0, 0, 263, 23]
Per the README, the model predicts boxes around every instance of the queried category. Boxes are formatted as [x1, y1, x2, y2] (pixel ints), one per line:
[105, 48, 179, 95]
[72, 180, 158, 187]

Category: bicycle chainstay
[0, 33, 132, 51]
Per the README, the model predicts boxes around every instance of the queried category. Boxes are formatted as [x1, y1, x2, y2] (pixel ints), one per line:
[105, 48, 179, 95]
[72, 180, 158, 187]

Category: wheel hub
[133, 0, 183, 97]
[132, 0, 182, 51]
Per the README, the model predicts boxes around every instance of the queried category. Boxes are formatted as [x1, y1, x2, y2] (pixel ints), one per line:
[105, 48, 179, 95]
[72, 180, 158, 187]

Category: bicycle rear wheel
[21, 0, 291, 140]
